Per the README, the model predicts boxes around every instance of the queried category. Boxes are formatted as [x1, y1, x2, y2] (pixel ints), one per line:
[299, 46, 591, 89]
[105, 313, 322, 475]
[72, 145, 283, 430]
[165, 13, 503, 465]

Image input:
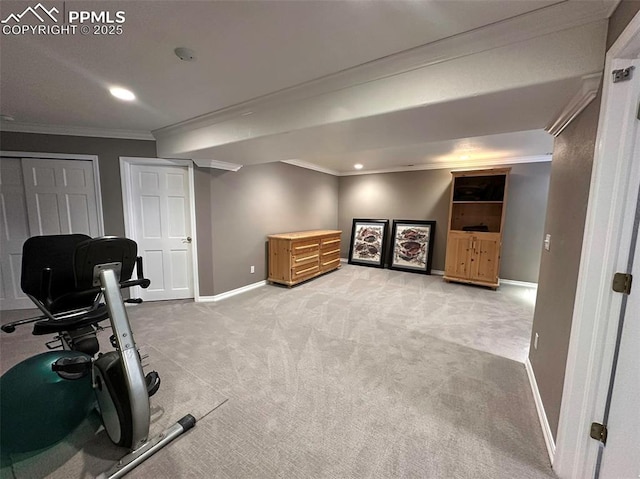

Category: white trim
[191, 158, 243, 172]
[1, 121, 154, 140]
[525, 358, 557, 465]
[338, 264, 536, 286]
[0, 150, 105, 236]
[119, 156, 200, 301]
[196, 280, 267, 302]
[154, 2, 614, 138]
[281, 160, 340, 176]
[337, 155, 552, 177]
[546, 73, 602, 137]
[500, 278, 538, 289]
[554, 11, 640, 479]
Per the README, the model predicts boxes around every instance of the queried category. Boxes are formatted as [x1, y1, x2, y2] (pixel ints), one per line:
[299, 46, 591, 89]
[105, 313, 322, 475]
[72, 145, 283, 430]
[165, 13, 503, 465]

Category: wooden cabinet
[443, 168, 510, 289]
[268, 230, 342, 287]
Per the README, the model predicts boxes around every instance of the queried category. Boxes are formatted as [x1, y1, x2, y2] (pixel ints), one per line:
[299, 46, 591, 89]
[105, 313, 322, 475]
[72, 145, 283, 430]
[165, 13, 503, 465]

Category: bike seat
[32, 303, 109, 335]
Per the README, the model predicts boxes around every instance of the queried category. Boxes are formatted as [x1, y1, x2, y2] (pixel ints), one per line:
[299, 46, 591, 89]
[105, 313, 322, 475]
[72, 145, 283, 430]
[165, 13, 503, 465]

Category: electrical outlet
[534, 333, 539, 350]
[250, 265, 255, 274]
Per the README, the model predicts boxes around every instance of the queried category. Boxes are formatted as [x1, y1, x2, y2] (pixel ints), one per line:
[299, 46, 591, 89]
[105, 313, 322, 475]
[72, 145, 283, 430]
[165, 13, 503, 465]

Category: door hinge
[612, 66, 634, 83]
[590, 422, 608, 444]
[612, 272, 632, 294]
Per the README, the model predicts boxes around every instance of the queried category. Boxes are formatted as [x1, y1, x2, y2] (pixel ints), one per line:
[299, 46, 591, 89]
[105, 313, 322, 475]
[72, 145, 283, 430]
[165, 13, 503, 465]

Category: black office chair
[2, 234, 110, 355]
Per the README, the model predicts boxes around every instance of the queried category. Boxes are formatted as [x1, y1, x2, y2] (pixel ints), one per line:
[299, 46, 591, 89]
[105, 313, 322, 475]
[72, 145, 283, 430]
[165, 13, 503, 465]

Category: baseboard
[501, 278, 538, 288]
[196, 280, 267, 303]
[525, 358, 556, 465]
[339, 264, 535, 288]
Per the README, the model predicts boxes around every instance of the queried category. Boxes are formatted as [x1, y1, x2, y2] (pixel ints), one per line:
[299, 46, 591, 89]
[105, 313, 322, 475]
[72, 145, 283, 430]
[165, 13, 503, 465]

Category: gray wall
[338, 162, 551, 283]
[0, 132, 338, 297]
[0, 132, 157, 236]
[198, 162, 339, 296]
[528, 0, 640, 441]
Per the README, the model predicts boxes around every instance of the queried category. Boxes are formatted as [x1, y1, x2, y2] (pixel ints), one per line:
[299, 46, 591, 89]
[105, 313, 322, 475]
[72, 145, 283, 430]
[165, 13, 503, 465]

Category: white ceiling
[0, 0, 617, 174]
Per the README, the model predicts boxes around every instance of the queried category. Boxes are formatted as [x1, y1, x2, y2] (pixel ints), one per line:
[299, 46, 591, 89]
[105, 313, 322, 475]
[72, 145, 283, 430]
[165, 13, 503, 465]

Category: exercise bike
[1, 234, 195, 478]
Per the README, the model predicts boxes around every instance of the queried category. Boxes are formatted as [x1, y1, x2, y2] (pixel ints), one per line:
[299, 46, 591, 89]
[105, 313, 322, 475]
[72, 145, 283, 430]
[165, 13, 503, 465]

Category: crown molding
[545, 72, 603, 137]
[154, 1, 614, 140]
[338, 155, 552, 177]
[191, 158, 242, 171]
[0, 121, 154, 140]
[281, 159, 339, 176]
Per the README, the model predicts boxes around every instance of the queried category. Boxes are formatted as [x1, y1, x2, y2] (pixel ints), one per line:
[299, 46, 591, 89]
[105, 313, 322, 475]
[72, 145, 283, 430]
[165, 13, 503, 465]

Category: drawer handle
[295, 254, 319, 263]
[322, 249, 340, 256]
[322, 258, 340, 266]
[323, 239, 340, 245]
[295, 265, 318, 276]
[294, 243, 319, 251]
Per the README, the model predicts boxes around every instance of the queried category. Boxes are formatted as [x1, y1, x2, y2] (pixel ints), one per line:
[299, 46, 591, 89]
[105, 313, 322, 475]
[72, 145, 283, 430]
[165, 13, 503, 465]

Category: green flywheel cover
[1, 351, 95, 453]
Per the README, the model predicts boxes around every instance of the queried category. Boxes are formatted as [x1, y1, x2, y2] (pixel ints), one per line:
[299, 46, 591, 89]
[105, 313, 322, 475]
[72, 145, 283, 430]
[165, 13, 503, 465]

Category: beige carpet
[1, 265, 554, 478]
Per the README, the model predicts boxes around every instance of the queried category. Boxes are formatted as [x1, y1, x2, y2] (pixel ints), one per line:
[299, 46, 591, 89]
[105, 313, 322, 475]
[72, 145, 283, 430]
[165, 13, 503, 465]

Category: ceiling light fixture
[460, 155, 470, 160]
[109, 87, 136, 101]
[354, 163, 363, 170]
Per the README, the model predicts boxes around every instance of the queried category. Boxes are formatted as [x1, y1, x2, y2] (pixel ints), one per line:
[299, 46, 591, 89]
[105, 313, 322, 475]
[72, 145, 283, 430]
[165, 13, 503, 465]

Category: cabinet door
[444, 232, 474, 279]
[470, 236, 500, 283]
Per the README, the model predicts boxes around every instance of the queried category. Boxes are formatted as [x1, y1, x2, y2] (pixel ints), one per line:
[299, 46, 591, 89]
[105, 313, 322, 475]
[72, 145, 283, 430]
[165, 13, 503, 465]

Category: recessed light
[354, 163, 363, 170]
[109, 87, 136, 101]
[460, 155, 470, 160]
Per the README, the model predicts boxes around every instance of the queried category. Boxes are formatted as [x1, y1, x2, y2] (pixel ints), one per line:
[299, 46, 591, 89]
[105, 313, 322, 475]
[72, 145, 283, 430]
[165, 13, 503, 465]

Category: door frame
[0, 151, 105, 236]
[553, 11, 640, 479]
[119, 156, 199, 301]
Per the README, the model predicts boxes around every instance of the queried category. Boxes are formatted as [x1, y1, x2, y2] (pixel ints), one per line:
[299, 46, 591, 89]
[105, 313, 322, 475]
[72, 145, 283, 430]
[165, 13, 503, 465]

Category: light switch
[544, 234, 551, 251]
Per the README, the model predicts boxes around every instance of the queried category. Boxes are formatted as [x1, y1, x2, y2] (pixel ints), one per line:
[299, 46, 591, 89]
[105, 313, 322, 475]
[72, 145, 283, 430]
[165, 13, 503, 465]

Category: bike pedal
[145, 371, 161, 397]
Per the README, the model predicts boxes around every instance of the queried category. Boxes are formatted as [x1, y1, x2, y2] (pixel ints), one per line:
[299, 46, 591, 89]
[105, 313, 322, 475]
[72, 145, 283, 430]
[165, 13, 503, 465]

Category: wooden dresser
[268, 230, 342, 287]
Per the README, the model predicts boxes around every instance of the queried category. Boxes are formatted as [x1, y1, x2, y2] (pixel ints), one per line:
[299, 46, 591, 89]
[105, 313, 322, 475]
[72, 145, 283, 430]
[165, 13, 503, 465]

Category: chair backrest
[21, 234, 92, 310]
[74, 236, 138, 290]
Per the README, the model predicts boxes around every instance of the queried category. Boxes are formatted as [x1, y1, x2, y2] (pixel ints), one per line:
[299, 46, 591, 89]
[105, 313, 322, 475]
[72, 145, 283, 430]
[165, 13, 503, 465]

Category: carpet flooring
[1, 264, 555, 478]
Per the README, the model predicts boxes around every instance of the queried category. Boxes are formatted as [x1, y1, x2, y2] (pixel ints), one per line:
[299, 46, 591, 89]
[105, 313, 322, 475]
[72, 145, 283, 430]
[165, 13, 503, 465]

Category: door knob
[183, 236, 192, 244]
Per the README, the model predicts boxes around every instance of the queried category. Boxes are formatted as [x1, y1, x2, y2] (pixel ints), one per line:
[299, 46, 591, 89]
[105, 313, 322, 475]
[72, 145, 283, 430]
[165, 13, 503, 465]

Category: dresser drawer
[292, 262, 320, 279]
[292, 251, 319, 267]
[321, 235, 341, 250]
[291, 239, 320, 255]
[320, 253, 340, 271]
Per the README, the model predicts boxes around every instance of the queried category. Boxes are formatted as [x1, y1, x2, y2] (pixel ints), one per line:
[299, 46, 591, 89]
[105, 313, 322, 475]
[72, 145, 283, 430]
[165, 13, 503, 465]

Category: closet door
[0, 157, 102, 310]
[0, 158, 32, 310]
[22, 158, 100, 236]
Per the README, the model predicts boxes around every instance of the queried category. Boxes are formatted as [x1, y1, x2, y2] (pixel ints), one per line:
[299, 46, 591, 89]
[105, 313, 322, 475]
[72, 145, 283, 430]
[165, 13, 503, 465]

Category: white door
[129, 163, 194, 301]
[0, 158, 32, 309]
[0, 156, 102, 310]
[598, 127, 640, 479]
[22, 158, 100, 236]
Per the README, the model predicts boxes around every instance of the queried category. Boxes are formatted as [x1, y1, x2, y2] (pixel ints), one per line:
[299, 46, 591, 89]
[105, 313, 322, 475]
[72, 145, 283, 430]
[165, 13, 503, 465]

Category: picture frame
[388, 220, 436, 274]
[348, 219, 389, 268]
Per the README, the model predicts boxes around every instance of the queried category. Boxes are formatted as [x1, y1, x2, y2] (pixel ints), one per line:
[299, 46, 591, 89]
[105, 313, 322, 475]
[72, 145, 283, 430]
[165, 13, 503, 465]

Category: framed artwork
[348, 219, 389, 268]
[389, 220, 436, 274]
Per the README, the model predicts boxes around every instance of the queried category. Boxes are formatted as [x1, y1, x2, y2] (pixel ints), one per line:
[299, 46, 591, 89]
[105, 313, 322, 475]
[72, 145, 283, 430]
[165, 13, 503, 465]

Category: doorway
[553, 11, 640, 479]
[120, 157, 199, 302]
